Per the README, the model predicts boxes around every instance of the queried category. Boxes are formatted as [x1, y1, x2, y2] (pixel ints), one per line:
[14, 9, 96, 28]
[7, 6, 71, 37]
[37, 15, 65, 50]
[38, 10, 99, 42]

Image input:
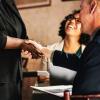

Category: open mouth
[67, 25, 74, 30]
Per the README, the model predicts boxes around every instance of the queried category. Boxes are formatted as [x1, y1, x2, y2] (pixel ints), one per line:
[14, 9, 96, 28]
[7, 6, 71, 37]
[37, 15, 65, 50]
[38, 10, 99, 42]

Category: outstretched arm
[5, 36, 24, 49]
[52, 50, 80, 71]
[4, 36, 43, 59]
[31, 41, 80, 70]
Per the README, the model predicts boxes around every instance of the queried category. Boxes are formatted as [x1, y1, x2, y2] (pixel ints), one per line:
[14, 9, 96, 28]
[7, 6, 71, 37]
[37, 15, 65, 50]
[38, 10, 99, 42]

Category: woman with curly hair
[46, 10, 90, 85]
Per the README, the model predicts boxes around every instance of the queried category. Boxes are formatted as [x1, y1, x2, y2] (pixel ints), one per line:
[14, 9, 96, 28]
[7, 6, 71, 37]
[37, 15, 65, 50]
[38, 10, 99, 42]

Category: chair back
[64, 91, 100, 100]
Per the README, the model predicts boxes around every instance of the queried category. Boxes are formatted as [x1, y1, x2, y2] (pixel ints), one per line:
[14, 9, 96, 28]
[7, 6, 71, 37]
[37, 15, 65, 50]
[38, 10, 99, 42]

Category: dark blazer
[52, 28, 100, 95]
[0, 0, 27, 99]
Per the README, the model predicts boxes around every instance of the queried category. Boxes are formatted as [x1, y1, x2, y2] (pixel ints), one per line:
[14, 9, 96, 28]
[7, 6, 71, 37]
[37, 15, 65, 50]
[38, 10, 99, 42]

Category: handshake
[21, 40, 52, 59]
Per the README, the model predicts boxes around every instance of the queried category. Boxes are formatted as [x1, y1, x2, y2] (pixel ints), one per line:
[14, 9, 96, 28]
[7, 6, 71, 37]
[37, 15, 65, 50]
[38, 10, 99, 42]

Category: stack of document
[31, 85, 72, 97]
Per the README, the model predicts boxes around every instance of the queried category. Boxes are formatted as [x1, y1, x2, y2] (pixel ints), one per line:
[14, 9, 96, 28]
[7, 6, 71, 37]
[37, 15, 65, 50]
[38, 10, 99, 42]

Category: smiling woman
[15, 0, 51, 9]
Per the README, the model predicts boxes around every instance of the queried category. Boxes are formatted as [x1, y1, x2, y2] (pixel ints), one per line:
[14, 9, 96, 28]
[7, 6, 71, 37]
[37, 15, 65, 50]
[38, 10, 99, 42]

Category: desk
[32, 92, 63, 100]
[31, 85, 72, 100]
[22, 71, 37, 100]
[22, 71, 49, 100]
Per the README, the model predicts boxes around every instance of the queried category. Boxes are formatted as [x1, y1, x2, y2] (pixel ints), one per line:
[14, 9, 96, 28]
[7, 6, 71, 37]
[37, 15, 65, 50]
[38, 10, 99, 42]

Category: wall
[19, 0, 80, 46]
[20, 1, 80, 100]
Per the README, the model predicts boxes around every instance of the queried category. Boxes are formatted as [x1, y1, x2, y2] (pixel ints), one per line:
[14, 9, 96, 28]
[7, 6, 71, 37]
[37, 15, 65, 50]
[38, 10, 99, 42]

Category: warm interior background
[18, 0, 80, 46]
[16, 0, 80, 100]
[18, 0, 80, 71]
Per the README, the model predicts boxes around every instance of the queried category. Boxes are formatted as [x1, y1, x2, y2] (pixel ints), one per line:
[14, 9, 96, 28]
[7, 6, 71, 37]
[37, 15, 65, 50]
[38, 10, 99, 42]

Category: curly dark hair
[58, 10, 90, 45]
[58, 14, 74, 39]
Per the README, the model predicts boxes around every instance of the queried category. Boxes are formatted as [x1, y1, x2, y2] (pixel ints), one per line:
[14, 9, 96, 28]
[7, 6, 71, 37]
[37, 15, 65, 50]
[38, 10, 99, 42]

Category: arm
[5, 36, 24, 49]
[52, 50, 80, 71]
[30, 41, 80, 70]
[0, 32, 42, 59]
[0, 32, 25, 49]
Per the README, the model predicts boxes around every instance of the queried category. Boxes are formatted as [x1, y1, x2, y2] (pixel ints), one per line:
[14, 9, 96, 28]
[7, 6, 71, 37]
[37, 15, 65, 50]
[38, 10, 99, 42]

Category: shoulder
[47, 40, 64, 50]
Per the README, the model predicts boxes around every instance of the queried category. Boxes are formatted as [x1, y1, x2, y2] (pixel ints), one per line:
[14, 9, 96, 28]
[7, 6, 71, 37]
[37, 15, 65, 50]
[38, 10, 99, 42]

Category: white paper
[31, 85, 72, 97]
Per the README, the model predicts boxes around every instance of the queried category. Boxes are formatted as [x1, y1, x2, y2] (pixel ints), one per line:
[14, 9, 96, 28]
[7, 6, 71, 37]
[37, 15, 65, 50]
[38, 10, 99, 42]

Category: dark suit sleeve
[52, 50, 80, 71]
[0, 31, 7, 49]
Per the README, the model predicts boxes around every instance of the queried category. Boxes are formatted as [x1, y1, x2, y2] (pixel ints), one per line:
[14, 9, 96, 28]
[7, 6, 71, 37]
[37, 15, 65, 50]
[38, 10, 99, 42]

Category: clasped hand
[21, 40, 51, 59]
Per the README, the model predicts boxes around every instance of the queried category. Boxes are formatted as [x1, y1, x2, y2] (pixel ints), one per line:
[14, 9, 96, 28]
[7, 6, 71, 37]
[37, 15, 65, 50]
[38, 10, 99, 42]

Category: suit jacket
[52, 28, 100, 94]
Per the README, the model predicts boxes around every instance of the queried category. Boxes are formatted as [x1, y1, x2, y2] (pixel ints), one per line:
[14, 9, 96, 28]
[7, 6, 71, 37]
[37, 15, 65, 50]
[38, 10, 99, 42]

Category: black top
[62, 46, 82, 58]
[49, 46, 82, 85]
[0, 0, 28, 82]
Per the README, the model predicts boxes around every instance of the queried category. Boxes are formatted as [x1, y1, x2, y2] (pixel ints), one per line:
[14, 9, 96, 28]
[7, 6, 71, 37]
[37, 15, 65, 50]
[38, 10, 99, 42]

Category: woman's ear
[90, 0, 97, 14]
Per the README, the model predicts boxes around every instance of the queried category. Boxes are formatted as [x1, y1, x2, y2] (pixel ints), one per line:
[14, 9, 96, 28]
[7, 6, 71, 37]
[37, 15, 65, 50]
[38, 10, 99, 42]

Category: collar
[92, 28, 100, 43]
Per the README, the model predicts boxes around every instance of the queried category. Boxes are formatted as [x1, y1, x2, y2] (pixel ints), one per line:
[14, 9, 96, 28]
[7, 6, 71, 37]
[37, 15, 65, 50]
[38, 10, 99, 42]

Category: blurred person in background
[44, 10, 90, 85]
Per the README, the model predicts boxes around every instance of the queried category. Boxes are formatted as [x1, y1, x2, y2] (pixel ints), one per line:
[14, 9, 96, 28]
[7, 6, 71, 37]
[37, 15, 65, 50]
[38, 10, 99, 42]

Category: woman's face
[65, 13, 81, 37]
